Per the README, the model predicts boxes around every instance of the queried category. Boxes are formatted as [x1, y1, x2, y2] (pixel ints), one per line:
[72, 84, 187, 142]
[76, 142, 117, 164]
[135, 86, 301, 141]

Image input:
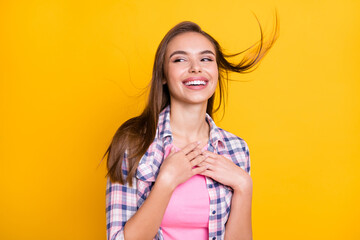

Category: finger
[196, 162, 206, 168]
[186, 148, 203, 161]
[204, 162, 213, 170]
[202, 157, 215, 164]
[203, 150, 219, 159]
[190, 154, 207, 167]
[171, 146, 177, 153]
[166, 146, 177, 157]
[181, 141, 201, 155]
[199, 142, 208, 151]
[195, 160, 212, 169]
[198, 169, 214, 178]
[191, 165, 209, 175]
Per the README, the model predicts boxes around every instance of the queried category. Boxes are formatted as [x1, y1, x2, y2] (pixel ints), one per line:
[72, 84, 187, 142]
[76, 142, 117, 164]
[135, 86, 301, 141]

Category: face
[163, 32, 218, 107]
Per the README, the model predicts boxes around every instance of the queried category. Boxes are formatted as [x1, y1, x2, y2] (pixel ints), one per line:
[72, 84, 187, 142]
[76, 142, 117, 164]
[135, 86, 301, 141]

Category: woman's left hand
[199, 151, 252, 194]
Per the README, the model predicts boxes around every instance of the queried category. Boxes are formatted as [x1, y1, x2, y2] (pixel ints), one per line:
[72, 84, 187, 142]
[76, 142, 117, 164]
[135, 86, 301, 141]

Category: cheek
[165, 67, 182, 93]
[214, 68, 219, 79]
[211, 68, 219, 91]
[166, 65, 185, 84]
[210, 66, 219, 83]
[206, 62, 218, 77]
[166, 70, 176, 87]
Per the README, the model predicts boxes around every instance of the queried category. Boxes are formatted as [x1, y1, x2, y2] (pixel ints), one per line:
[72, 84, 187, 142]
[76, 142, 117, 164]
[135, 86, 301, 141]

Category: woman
[105, 19, 278, 240]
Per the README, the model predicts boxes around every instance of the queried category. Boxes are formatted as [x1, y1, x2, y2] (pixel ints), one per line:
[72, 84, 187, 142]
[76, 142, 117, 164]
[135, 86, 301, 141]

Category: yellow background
[1, 0, 359, 239]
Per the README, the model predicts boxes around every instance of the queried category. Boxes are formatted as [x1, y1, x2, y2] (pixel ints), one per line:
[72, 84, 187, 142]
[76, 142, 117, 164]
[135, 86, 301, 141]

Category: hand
[200, 151, 252, 194]
[157, 142, 208, 191]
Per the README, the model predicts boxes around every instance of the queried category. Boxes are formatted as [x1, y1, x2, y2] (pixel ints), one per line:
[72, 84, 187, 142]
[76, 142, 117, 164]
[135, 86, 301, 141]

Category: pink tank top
[160, 145, 210, 240]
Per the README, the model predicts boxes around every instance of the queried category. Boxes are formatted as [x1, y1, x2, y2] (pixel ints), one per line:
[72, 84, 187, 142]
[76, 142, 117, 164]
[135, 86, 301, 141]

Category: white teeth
[184, 80, 206, 86]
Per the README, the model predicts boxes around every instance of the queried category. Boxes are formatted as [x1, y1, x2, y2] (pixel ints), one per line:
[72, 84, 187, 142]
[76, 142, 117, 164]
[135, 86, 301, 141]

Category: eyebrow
[169, 50, 215, 58]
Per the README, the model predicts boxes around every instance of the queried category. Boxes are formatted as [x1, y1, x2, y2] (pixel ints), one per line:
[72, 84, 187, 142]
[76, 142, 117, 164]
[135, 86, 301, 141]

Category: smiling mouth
[183, 80, 208, 86]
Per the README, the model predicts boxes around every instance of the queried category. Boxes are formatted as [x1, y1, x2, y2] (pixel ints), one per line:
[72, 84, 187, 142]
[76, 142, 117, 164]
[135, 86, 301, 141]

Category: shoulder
[217, 127, 249, 153]
[216, 127, 250, 173]
[206, 113, 248, 153]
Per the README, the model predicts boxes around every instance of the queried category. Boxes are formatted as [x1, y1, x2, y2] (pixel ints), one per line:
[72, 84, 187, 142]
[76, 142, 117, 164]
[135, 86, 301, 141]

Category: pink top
[160, 145, 210, 240]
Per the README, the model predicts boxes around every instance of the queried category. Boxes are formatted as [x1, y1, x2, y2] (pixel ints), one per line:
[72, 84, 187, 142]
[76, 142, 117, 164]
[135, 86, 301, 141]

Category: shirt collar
[205, 112, 226, 151]
[156, 105, 172, 142]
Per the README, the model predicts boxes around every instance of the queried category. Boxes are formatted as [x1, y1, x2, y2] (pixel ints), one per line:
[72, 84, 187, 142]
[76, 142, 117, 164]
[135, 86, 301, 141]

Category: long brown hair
[105, 14, 279, 186]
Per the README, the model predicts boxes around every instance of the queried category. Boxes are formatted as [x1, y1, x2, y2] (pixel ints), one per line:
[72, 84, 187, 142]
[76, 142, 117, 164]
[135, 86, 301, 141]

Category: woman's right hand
[156, 141, 208, 191]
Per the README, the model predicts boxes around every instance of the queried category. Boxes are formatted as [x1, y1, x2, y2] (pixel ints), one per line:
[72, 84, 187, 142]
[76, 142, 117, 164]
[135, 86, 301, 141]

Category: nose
[189, 60, 201, 73]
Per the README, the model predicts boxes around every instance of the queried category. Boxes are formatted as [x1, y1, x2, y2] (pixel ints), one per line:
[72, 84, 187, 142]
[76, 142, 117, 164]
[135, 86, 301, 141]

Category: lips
[182, 77, 209, 86]
[181, 77, 209, 90]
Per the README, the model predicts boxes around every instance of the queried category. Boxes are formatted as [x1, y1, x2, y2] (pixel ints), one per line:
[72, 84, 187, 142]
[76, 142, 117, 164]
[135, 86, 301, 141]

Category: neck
[169, 102, 210, 148]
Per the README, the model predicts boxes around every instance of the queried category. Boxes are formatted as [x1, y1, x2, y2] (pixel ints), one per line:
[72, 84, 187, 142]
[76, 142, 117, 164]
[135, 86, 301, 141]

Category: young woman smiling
[105, 19, 278, 240]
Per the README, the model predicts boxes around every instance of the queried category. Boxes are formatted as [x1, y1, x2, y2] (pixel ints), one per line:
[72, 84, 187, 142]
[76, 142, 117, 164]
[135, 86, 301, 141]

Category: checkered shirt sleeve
[106, 141, 163, 240]
[106, 151, 138, 240]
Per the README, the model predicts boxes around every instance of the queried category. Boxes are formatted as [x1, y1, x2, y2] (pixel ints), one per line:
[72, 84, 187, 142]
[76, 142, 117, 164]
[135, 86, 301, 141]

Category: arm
[106, 174, 174, 240]
[224, 181, 253, 240]
[123, 175, 174, 240]
[106, 177, 136, 240]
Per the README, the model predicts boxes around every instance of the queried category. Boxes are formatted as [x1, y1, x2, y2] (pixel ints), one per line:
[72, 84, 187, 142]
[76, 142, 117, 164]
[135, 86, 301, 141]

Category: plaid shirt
[106, 105, 250, 240]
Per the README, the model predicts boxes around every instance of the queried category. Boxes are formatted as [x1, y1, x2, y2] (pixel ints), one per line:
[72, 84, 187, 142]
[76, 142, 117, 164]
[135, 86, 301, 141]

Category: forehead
[166, 32, 215, 55]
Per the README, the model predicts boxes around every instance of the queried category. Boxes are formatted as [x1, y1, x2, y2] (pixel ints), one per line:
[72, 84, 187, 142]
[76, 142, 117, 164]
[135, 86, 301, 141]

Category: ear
[162, 79, 167, 85]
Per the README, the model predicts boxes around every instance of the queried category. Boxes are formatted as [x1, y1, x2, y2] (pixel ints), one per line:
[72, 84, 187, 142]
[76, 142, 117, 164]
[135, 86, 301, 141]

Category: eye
[173, 58, 186, 63]
[201, 57, 214, 62]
